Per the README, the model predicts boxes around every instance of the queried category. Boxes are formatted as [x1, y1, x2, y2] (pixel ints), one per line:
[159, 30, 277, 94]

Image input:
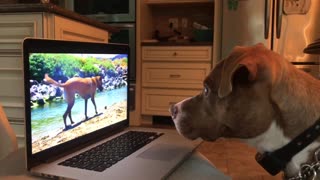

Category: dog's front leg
[91, 97, 98, 115]
[62, 113, 67, 128]
[68, 113, 73, 125]
[84, 99, 88, 120]
[63, 104, 75, 128]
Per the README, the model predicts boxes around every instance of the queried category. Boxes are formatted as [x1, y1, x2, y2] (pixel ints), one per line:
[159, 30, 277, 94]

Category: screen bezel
[23, 38, 130, 169]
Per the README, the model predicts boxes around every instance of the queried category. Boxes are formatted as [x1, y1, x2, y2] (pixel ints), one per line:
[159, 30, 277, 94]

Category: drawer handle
[169, 74, 181, 78]
[173, 52, 178, 56]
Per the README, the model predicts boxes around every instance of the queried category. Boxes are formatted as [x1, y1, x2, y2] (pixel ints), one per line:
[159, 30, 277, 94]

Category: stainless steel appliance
[215, 0, 320, 79]
[108, 23, 136, 81]
[65, 0, 135, 23]
[63, 0, 137, 110]
[108, 23, 136, 111]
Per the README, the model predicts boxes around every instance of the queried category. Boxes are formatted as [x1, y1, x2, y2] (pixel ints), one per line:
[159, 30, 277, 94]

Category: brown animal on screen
[44, 74, 104, 129]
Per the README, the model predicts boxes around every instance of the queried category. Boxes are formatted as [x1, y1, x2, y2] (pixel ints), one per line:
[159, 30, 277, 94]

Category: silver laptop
[22, 38, 201, 180]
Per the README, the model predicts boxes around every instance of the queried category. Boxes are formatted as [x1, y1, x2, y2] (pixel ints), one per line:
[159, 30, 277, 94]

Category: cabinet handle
[264, 0, 271, 39]
[276, 0, 283, 38]
[169, 74, 181, 78]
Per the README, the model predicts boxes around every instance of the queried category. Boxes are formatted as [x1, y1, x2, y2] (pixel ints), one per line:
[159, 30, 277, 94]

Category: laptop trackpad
[137, 144, 187, 161]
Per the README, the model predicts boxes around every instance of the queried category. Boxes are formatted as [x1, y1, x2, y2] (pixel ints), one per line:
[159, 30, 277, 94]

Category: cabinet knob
[173, 52, 178, 56]
[169, 74, 181, 78]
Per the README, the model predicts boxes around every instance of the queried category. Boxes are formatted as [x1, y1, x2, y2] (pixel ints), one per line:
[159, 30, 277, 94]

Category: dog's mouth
[172, 121, 199, 140]
[200, 135, 217, 141]
[179, 129, 218, 141]
[98, 87, 104, 92]
[174, 123, 221, 142]
[171, 114, 220, 141]
[180, 131, 199, 140]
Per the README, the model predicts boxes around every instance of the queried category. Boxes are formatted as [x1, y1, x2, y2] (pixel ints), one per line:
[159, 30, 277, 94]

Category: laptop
[22, 38, 202, 180]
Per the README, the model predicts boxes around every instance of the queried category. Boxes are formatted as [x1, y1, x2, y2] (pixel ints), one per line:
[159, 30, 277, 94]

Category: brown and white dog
[170, 43, 320, 177]
[45, 74, 103, 128]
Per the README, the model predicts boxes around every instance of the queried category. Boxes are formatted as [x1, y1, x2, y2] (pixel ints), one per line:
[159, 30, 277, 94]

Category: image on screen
[28, 53, 128, 154]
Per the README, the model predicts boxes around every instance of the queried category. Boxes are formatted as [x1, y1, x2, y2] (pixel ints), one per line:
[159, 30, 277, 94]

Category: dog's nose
[169, 105, 178, 119]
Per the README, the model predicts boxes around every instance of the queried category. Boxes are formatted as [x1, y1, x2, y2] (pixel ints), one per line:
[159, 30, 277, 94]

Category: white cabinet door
[0, 13, 44, 146]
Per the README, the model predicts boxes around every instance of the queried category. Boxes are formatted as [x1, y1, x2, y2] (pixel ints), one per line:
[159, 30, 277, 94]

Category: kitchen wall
[150, 4, 214, 39]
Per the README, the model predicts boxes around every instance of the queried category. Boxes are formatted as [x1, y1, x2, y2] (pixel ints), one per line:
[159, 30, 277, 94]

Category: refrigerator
[215, 0, 320, 78]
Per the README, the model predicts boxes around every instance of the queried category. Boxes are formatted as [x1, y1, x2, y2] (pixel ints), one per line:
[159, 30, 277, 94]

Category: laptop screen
[23, 39, 129, 164]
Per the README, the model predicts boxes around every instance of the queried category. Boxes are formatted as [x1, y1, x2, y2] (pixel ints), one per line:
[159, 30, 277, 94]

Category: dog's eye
[203, 86, 209, 96]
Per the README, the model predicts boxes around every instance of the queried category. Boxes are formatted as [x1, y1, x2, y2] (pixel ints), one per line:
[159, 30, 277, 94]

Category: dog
[44, 74, 103, 129]
[170, 43, 320, 178]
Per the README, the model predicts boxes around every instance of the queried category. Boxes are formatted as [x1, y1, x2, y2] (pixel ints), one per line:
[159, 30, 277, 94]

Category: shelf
[141, 41, 213, 46]
[145, 0, 213, 5]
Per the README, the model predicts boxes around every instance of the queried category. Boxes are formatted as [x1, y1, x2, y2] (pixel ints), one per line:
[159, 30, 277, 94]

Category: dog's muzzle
[169, 98, 191, 120]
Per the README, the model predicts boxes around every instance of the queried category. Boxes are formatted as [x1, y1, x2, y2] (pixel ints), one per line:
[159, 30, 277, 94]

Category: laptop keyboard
[58, 131, 163, 172]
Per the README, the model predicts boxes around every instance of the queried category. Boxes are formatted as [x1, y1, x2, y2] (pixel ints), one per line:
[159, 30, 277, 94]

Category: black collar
[255, 119, 320, 175]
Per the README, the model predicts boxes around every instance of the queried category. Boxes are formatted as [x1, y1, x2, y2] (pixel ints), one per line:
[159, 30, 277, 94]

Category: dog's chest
[242, 121, 289, 152]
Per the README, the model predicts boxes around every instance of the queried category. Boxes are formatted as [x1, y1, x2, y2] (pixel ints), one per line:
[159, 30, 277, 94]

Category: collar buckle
[255, 151, 287, 175]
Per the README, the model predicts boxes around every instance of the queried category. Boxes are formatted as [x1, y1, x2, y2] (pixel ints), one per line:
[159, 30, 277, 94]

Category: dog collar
[255, 119, 320, 176]
[284, 148, 320, 180]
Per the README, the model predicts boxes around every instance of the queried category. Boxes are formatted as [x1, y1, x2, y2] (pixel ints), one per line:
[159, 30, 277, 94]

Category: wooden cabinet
[142, 46, 212, 62]
[135, 0, 214, 125]
[141, 89, 200, 115]
[0, 12, 109, 146]
[142, 62, 210, 89]
[141, 46, 212, 116]
[145, 0, 213, 4]
[53, 15, 109, 42]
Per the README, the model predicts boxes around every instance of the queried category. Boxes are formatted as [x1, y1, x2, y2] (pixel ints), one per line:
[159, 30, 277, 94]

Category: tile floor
[197, 138, 283, 180]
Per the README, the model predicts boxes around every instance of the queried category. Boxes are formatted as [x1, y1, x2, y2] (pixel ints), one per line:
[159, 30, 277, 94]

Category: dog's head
[95, 76, 104, 92]
[170, 43, 287, 141]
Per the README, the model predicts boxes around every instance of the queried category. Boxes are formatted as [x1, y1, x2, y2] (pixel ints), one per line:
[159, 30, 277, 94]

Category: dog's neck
[271, 62, 320, 138]
[243, 121, 320, 177]
[245, 63, 320, 177]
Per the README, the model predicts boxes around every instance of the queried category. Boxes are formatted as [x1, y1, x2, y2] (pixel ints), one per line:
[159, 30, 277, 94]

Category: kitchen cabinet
[141, 46, 212, 116]
[142, 46, 212, 62]
[53, 15, 109, 42]
[145, 0, 213, 4]
[0, 5, 112, 146]
[134, 0, 215, 125]
[142, 62, 210, 89]
[141, 88, 200, 115]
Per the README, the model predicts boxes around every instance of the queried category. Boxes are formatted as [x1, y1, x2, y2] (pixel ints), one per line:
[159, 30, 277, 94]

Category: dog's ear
[218, 55, 258, 98]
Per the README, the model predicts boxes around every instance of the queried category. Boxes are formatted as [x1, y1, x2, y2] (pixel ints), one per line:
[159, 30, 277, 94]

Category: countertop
[0, 3, 118, 33]
[141, 41, 213, 46]
[0, 148, 231, 180]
